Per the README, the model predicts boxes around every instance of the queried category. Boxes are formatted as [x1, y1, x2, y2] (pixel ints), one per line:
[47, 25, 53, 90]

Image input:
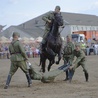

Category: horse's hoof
[48, 68, 50, 71]
[48, 67, 51, 71]
[56, 61, 59, 64]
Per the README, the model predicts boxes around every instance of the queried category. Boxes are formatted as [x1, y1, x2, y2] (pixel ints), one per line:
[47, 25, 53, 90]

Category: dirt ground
[0, 55, 98, 98]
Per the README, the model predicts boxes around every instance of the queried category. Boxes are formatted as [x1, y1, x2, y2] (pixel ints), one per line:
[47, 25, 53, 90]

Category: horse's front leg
[56, 52, 62, 64]
[47, 60, 53, 71]
[46, 47, 56, 63]
[41, 59, 46, 73]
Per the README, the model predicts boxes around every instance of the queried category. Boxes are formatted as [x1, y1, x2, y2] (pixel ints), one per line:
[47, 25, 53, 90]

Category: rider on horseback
[40, 6, 63, 53]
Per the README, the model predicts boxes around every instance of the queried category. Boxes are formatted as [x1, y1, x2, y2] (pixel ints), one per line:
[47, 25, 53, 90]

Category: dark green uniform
[27, 61, 70, 83]
[9, 40, 28, 75]
[42, 5, 61, 41]
[63, 42, 75, 64]
[42, 11, 55, 43]
[73, 50, 87, 70]
[63, 41, 75, 80]
[70, 49, 89, 82]
[4, 32, 32, 89]
[40, 6, 64, 52]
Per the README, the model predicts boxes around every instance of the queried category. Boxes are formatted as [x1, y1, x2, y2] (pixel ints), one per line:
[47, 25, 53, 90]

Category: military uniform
[63, 41, 75, 80]
[9, 40, 28, 75]
[27, 61, 70, 83]
[42, 11, 55, 44]
[4, 32, 32, 89]
[40, 6, 63, 52]
[70, 44, 89, 82]
[73, 50, 86, 70]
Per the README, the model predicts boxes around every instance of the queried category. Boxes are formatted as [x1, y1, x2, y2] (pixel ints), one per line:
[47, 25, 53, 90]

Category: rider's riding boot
[52, 51, 56, 56]
[26, 73, 32, 87]
[64, 71, 69, 81]
[84, 72, 89, 82]
[42, 43, 46, 51]
[40, 40, 46, 53]
[4, 74, 12, 89]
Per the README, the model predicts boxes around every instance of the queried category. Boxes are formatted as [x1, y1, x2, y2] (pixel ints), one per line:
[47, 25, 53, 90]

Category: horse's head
[54, 13, 63, 26]
[50, 13, 63, 36]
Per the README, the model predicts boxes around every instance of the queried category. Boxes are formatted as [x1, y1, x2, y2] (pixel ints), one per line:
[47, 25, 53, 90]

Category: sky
[0, 0, 98, 28]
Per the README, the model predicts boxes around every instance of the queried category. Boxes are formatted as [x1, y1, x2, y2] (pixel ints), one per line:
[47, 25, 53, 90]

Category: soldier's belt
[11, 52, 21, 55]
[64, 55, 73, 58]
[64, 54, 73, 56]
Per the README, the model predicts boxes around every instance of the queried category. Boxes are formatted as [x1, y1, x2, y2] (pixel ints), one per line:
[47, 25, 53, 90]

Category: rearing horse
[40, 13, 63, 73]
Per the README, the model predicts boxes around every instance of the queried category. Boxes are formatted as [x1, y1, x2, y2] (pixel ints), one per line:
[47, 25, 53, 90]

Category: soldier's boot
[68, 69, 74, 83]
[4, 74, 12, 89]
[64, 71, 69, 81]
[26, 73, 32, 87]
[40, 42, 46, 53]
[84, 72, 89, 82]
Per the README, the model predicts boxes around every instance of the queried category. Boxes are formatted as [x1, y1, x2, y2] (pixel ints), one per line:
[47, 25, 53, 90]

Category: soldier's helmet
[55, 6, 61, 10]
[12, 32, 20, 37]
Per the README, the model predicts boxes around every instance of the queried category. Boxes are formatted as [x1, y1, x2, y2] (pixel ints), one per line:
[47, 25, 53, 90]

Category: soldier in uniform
[4, 32, 32, 89]
[40, 5, 62, 52]
[69, 43, 89, 82]
[63, 34, 75, 81]
[27, 61, 70, 83]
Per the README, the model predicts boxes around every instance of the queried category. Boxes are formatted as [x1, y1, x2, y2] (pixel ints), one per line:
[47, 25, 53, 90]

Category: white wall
[71, 25, 98, 32]
[61, 25, 71, 37]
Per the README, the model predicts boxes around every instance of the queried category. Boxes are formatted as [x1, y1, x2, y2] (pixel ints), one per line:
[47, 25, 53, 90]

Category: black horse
[40, 13, 64, 73]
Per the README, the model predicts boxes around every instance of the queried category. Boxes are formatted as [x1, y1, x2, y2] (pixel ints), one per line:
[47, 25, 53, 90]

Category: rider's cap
[55, 6, 61, 10]
[12, 32, 20, 37]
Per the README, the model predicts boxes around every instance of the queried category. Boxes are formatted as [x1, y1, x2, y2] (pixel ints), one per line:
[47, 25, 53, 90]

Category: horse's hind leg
[56, 52, 61, 64]
[42, 59, 46, 73]
[47, 55, 55, 71]
[39, 57, 42, 66]
[48, 61, 53, 71]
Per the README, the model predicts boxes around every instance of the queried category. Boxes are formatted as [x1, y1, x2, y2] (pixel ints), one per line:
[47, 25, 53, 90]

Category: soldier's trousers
[73, 61, 88, 73]
[64, 57, 73, 79]
[4, 61, 32, 89]
[9, 61, 29, 76]
[70, 61, 89, 81]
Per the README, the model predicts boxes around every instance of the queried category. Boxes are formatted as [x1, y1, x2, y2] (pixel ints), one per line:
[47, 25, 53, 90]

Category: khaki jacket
[63, 42, 75, 59]
[42, 11, 55, 31]
[9, 40, 28, 61]
[73, 49, 86, 65]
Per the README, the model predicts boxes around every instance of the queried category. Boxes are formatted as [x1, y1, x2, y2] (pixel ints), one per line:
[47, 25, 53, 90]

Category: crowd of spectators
[80, 38, 98, 55]
[1, 38, 98, 59]
[0, 43, 9, 59]
[24, 44, 40, 58]
[0, 43, 40, 59]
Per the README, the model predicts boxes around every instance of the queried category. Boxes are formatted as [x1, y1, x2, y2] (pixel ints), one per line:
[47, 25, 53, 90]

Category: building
[61, 12, 98, 40]
[1, 12, 98, 40]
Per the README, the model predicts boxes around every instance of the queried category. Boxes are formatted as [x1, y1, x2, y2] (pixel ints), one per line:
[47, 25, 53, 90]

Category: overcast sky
[0, 0, 98, 28]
